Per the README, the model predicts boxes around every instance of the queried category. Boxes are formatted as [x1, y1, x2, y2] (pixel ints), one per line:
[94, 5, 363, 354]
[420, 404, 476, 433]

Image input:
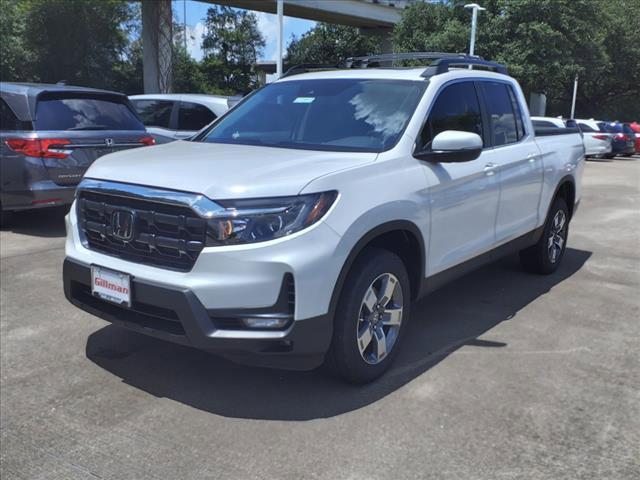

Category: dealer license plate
[91, 265, 131, 307]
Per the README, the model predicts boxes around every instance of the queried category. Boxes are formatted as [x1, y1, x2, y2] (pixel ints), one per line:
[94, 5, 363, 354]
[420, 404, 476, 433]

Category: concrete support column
[142, 0, 173, 93]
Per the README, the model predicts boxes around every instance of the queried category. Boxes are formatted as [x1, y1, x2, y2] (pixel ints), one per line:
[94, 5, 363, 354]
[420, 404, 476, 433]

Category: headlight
[205, 191, 338, 246]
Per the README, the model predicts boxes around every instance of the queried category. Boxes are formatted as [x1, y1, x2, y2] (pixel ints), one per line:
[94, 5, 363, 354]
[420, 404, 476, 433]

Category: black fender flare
[327, 220, 426, 319]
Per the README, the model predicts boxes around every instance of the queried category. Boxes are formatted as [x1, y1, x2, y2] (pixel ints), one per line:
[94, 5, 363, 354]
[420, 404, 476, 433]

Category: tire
[326, 247, 411, 384]
[519, 196, 569, 275]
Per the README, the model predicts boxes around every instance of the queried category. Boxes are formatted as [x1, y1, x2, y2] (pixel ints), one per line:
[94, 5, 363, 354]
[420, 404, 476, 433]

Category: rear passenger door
[477, 81, 543, 243]
[175, 102, 217, 140]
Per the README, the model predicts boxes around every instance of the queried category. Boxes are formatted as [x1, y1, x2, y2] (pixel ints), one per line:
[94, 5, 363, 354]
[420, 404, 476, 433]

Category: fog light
[241, 317, 290, 329]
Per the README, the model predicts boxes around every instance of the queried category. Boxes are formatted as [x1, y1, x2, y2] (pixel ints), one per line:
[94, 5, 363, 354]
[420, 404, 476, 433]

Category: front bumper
[63, 258, 332, 370]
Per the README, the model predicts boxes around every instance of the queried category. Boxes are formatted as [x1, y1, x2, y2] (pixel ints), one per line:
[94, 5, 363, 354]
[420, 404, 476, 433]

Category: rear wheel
[520, 197, 569, 274]
[327, 248, 410, 383]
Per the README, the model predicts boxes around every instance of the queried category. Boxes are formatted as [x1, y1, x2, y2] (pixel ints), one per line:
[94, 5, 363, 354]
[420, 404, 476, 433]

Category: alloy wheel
[547, 210, 567, 263]
[356, 273, 404, 365]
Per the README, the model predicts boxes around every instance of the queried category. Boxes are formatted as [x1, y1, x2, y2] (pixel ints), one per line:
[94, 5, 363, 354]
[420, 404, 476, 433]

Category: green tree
[201, 5, 264, 94]
[287, 23, 382, 66]
[20, 0, 137, 89]
[393, 2, 467, 56]
[393, 0, 640, 119]
[0, 0, 32, 81]
[172, 45, 207, 93]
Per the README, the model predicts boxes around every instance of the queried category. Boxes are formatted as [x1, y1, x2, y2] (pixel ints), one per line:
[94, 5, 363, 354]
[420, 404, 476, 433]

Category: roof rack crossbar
[281, 63, 339, 78]
[421, 57, 508, 77]
[344, 52, 469, 68]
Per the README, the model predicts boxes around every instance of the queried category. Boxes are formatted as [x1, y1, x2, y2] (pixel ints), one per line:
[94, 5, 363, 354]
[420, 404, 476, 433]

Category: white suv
[64, 55, 585, 383]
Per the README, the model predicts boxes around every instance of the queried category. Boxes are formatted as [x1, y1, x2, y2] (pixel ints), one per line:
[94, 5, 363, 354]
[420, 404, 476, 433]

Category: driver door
[418, 81, 499, 275]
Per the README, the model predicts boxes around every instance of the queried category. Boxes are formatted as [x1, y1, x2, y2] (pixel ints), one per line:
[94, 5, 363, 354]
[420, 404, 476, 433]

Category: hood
[85, 140, 377, 199]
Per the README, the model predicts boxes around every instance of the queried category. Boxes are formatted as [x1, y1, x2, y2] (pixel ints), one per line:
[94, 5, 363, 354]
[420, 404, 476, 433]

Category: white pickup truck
[63, 54, 585, 383]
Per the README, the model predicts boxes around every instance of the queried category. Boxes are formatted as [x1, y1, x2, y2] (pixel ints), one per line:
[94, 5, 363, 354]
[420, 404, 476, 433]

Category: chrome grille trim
[76, 179, 222, 271]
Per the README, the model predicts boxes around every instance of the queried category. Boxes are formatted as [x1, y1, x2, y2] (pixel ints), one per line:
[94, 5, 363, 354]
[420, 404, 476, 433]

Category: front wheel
[519, 197, 569, 274]
[326, 248, 410, 383]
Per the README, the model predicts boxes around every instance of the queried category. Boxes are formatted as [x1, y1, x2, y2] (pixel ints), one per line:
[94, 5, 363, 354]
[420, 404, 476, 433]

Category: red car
[630, 122, 640, 153]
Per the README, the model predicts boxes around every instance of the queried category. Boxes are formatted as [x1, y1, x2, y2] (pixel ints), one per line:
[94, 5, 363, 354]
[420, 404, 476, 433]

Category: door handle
[527, 153, 539, 162]
[484, 162, 498, 175]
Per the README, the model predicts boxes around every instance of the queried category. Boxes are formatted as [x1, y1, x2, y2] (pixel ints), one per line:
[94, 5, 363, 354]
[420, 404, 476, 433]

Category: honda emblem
[111, 209, 135, 241]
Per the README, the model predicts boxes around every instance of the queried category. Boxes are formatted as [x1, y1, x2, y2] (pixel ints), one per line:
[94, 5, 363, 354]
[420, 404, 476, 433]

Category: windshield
[198, 79, 426, 153]
[35, 94, 145, 131]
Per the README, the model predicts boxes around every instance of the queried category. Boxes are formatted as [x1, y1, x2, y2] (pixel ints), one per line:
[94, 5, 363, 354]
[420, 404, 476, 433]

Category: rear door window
[419, 81, 483, 150]
[1, 99, 33, 131]
[478, 82, 520, 147]
[35, 95, 144, 131]
[177, 102, 216, 131]
[131, 99, 174, 129]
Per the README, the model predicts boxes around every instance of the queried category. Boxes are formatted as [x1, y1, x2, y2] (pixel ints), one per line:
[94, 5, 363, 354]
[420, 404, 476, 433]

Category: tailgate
[32, 92, 150, 186]
[38, 131, 152, 186]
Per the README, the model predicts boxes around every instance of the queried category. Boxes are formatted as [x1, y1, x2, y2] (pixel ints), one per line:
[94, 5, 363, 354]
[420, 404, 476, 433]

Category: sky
[172, 0, 317, 62]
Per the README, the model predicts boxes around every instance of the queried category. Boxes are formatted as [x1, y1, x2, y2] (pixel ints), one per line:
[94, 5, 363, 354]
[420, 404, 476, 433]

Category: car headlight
[205, 191, 338, 246]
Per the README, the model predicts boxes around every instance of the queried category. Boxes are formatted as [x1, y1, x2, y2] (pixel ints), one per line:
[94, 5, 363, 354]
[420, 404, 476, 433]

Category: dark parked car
[598, 121, 636, 157]
[629, 121, 640, 153]
[1, 82, 154, 224]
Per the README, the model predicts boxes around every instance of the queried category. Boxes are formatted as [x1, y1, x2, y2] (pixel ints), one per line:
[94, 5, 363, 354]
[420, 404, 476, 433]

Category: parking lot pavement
[1, 157, 639, 480]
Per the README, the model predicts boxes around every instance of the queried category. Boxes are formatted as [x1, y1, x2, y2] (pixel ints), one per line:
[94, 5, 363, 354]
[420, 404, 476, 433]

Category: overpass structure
[141, 0, 417, 93]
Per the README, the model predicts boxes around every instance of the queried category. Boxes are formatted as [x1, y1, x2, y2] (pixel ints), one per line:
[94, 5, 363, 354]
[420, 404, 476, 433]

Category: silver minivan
[0, 82, 154, 225]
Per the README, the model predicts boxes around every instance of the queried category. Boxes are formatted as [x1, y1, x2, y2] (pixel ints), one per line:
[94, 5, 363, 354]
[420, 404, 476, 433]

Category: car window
[419, 81, 482, 150]
[578, 122, 596, 132]
[506, 86, 525, 139]
[200, 79, 426, 153]
[178, 102, 216, 131]
[131, 99, 174, 129]
[622, 124, 633, 134]
[35, 94, 144, 131]
[532, 120, 559, 128]
[479, 82, 520, 146]
[1, 99, 33, 131]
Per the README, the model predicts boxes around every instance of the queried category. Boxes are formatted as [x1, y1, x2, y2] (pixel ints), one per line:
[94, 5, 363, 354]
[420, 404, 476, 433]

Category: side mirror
[414, 130, 483, 163]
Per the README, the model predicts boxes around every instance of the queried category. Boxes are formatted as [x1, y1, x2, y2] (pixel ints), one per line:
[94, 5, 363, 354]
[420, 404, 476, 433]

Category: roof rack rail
[344, 52, 466, 68]
[420, 56, 508, 77]
[280, 52, 508, 80]
[281, 63, 339, 78]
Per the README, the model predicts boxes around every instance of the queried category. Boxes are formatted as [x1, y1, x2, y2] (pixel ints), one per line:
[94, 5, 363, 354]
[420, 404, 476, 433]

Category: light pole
[276, 0, 284, 78]
[570, 75, 579, 119]
[464, 3, 485, 57]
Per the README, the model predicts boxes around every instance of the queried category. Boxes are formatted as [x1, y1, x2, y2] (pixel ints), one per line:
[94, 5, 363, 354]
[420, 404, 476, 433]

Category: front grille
[77, 190, 206, 271]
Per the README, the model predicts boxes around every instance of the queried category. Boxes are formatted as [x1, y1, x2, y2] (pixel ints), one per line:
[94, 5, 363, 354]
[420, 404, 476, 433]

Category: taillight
[5, 138, 71, 158]
[140, 136, 155, 146]
[593, 134, 609, 141]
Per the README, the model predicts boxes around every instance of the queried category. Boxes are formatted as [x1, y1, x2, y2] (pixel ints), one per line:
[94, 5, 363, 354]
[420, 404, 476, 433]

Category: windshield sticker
[293, 97, 315, 104]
